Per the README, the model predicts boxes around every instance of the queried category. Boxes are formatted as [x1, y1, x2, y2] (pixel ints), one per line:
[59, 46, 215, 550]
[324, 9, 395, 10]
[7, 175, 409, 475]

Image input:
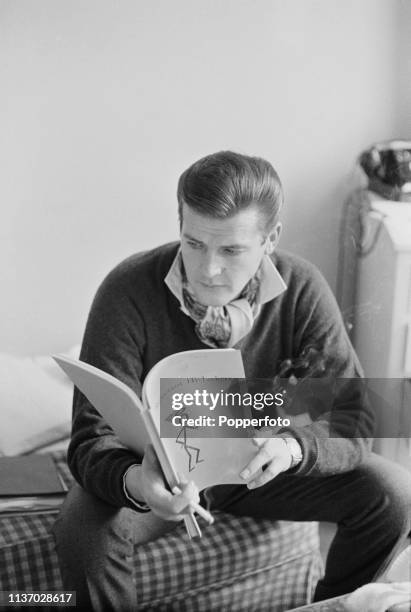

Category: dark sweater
[68, 242, 374, 509]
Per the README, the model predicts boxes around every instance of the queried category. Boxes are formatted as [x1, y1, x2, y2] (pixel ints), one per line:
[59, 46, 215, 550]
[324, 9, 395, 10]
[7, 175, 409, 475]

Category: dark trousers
[52, 453, 411, 611]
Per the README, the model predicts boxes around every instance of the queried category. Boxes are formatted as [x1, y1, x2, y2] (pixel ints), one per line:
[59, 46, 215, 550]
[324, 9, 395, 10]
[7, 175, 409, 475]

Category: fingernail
[240, 470, 249, 480]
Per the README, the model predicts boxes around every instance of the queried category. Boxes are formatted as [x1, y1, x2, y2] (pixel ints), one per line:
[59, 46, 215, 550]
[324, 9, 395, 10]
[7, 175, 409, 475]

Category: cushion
[0, 346, 79, 456]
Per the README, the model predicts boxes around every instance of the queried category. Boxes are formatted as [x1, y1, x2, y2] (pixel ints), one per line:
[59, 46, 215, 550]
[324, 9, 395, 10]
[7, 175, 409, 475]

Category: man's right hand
[125, 444, 200, 522]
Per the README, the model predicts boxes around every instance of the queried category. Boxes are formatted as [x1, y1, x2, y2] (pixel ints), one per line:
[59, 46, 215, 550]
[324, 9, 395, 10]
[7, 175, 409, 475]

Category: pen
[172, 486, 214, 525]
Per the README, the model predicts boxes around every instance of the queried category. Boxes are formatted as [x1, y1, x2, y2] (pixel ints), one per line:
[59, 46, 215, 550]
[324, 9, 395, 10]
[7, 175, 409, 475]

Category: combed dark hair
[177, 151, 283, 231]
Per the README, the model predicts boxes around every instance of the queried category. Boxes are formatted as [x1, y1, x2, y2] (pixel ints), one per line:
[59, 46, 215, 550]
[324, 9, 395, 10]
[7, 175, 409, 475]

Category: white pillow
[0, 346, 80, 456]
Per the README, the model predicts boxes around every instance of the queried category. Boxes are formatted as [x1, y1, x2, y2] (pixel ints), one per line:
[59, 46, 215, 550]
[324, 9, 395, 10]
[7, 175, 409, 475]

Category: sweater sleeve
[280, 263, 375, 477]
[67, 266, 149, 509]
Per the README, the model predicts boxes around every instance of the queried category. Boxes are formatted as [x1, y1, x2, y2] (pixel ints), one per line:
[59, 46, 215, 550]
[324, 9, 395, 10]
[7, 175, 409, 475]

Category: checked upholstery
[0, 452, 323, 611]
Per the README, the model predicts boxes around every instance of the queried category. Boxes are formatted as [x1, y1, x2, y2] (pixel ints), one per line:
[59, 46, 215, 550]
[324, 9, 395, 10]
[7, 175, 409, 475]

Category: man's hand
[344, 582, 411, 612]
[125, 445, 200, 522]
[239, 436, 297, 489]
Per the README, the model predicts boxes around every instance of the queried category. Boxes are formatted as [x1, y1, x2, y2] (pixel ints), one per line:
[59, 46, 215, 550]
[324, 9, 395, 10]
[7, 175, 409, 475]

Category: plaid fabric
[0, 451, 323, 611]
[0, 451, 68, 594]
[0, 516, 62, 591]
[135, 517, 323, 611]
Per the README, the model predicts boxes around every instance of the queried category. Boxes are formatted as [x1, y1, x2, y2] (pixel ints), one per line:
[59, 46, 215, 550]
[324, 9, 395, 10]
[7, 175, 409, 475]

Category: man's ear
[265, 222, 282, 254]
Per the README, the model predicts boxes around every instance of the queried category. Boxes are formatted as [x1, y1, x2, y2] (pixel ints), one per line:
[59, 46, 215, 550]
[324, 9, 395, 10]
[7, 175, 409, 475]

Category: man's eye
[223, 248, 240, 255]
[187, 241, 202, 249]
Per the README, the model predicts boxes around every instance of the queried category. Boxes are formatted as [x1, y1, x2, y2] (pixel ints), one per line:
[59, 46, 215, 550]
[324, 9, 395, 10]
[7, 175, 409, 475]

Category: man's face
[180, 203, 280, 306]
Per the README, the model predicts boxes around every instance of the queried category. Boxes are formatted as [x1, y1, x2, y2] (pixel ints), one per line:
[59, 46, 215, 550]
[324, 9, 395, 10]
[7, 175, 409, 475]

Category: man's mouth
[200, 282, 225, 288]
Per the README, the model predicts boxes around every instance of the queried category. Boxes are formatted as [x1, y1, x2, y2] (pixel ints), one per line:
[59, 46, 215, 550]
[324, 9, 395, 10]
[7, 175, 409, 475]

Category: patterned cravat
[181, 258, 262, 348]
[165, 248, 287, 348]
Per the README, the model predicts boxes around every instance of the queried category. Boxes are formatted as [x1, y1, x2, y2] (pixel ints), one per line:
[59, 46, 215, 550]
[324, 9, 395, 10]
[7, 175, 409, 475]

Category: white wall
[395, 0, 411, 135]
[0, 0, 407, 355]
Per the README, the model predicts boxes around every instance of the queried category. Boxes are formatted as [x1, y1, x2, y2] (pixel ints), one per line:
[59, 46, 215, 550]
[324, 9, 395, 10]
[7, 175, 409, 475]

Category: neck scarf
[165, 249, 287, 348]
[181, 261, 261, 348]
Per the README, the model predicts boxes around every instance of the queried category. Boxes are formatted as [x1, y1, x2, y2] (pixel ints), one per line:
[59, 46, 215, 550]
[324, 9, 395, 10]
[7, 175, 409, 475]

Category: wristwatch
[279, 436, 303, 469]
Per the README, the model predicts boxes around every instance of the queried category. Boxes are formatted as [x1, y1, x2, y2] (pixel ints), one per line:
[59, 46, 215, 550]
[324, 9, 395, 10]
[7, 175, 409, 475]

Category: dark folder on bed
[0, 454, 67, 513]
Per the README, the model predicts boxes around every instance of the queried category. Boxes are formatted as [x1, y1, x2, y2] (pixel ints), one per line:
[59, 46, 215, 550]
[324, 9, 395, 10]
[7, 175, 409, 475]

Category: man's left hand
[239, 436, 296, 489]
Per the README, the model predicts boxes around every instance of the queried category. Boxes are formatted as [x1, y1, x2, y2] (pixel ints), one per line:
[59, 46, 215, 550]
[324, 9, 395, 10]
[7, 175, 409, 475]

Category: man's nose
[201, 253, 223, 277]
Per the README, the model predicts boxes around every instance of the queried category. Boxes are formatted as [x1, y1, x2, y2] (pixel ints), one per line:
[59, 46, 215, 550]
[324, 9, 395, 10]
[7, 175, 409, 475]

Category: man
[54, 151, 411, 610]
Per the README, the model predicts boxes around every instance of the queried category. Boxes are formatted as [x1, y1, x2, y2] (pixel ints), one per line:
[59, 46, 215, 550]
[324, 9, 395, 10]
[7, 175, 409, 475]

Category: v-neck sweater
[68, 242, 374, 509]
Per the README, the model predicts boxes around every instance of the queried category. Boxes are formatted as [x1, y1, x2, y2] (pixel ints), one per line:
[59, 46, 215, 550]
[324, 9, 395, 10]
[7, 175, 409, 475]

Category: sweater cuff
[122, 464, 151, 513]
